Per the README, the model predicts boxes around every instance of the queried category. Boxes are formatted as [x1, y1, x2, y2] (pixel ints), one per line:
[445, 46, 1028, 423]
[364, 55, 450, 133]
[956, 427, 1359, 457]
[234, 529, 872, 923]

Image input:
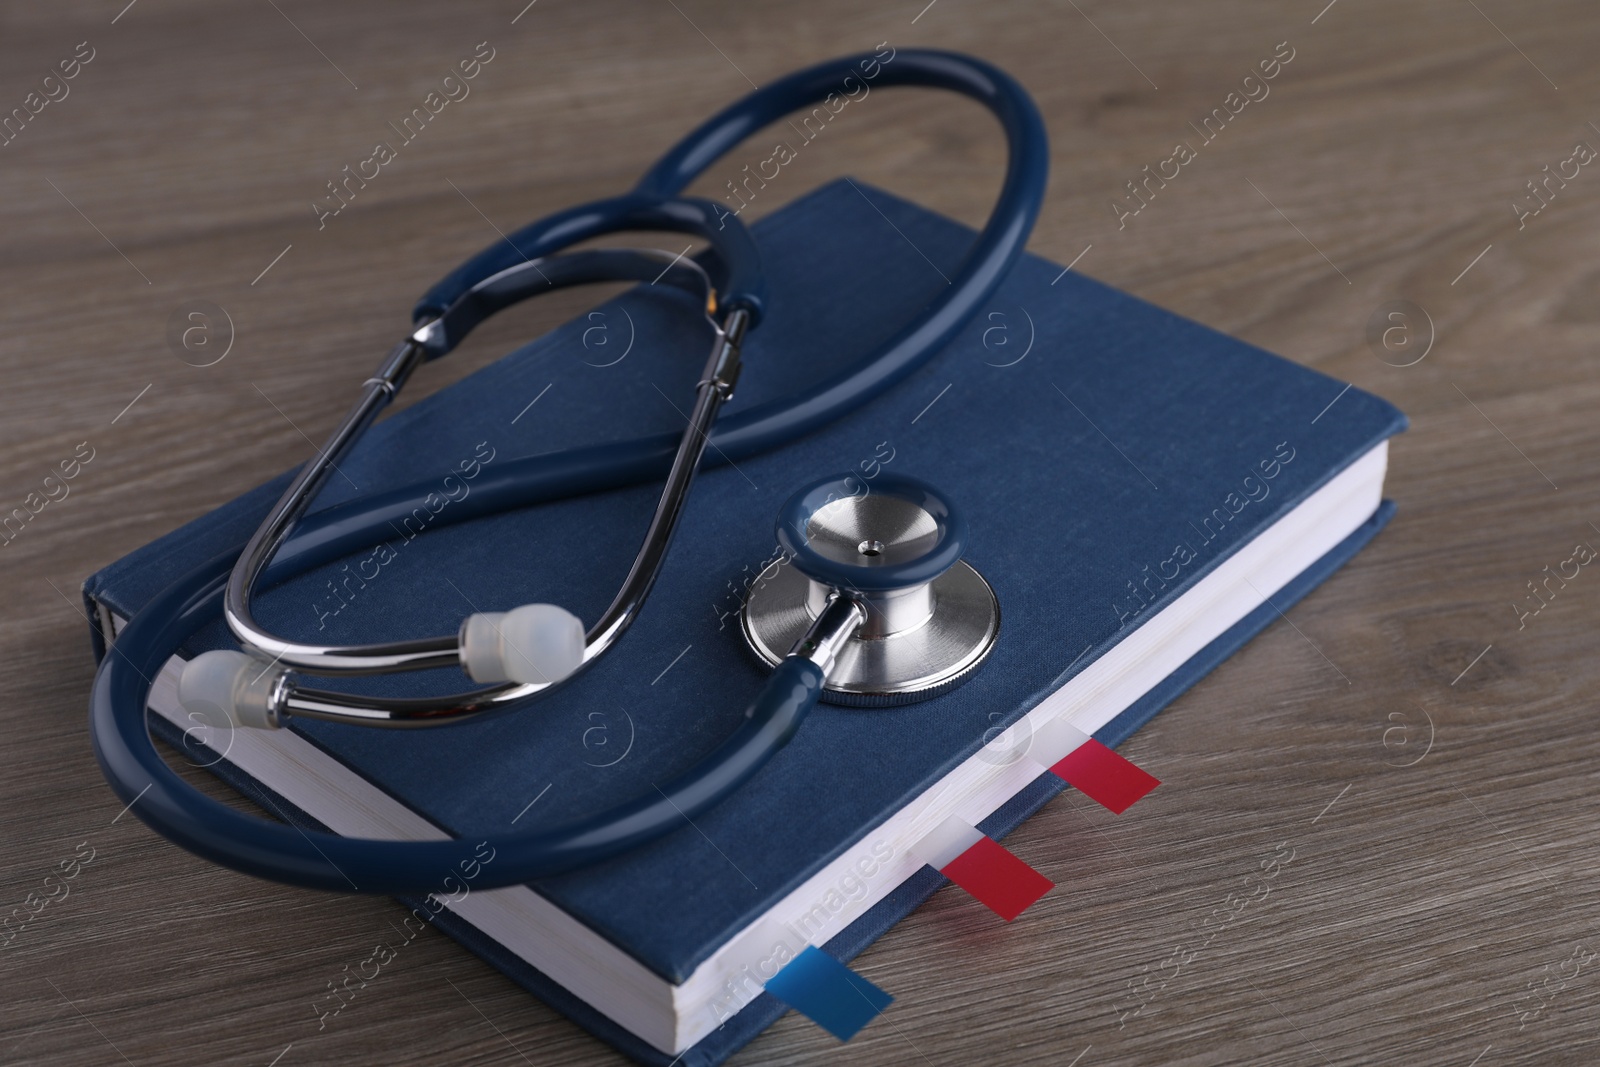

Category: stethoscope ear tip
[177, 649, 285, 731]
[461, 603, 586, 686]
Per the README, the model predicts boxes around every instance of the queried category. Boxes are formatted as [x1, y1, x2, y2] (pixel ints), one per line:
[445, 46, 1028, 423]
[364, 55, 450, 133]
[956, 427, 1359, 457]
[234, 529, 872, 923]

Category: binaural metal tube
[223, 249, 729, 682]
[222, 335, 451, 676]
[275, 305, 750, 727]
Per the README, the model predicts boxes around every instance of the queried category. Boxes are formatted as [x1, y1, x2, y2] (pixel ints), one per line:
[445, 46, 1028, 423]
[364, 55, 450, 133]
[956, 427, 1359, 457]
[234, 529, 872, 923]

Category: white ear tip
[177, 649, 283, 730]
[178, 650, 250, 730]
[461, 604, 585, 685]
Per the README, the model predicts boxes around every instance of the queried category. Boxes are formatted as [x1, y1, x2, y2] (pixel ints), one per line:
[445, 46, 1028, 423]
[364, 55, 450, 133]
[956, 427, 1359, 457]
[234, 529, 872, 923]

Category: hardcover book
[83, 177, 1405, 1065]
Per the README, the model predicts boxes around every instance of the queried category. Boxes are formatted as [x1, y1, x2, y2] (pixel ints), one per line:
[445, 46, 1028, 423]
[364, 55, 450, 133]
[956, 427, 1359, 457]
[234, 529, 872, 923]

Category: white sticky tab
[911, 815, 985, 871]
[1028, 716, 1093, 769]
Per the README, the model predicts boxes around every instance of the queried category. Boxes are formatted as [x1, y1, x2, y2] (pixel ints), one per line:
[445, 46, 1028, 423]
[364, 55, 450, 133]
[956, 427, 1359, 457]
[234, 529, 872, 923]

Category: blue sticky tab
[763, 945, 893, 1041]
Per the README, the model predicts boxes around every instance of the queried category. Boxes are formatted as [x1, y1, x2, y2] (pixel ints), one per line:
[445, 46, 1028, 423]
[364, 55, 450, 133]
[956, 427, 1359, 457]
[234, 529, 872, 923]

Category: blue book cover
[83, 178, 1405, 1065]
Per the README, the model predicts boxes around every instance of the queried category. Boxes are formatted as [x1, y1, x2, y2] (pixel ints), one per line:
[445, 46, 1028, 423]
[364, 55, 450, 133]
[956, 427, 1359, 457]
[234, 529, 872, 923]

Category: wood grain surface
[3, 1, 1598, 1064]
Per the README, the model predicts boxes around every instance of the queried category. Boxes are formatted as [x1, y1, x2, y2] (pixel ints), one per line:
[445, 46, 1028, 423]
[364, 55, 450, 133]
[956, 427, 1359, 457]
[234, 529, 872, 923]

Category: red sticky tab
[939, 836, 1053, 921]
[1051, 738, 1160, 813]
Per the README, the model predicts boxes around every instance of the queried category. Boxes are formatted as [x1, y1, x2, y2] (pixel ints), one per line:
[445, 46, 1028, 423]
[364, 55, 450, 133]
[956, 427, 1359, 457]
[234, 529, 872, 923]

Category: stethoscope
[89, 48, 1049, 893]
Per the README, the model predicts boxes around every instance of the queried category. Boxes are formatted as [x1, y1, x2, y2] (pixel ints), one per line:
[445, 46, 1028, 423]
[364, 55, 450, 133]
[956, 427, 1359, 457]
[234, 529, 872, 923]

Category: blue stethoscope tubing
[89, 49, 1049, 893]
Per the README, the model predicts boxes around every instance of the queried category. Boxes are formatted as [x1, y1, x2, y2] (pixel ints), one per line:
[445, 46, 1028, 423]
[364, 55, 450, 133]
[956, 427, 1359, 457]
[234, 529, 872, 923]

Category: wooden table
[3, 1, 1596, 1063]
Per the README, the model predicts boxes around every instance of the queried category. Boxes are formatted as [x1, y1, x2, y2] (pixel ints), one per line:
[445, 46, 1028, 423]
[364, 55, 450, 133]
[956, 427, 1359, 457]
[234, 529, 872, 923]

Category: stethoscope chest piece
[741, 473, 1000, 707]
